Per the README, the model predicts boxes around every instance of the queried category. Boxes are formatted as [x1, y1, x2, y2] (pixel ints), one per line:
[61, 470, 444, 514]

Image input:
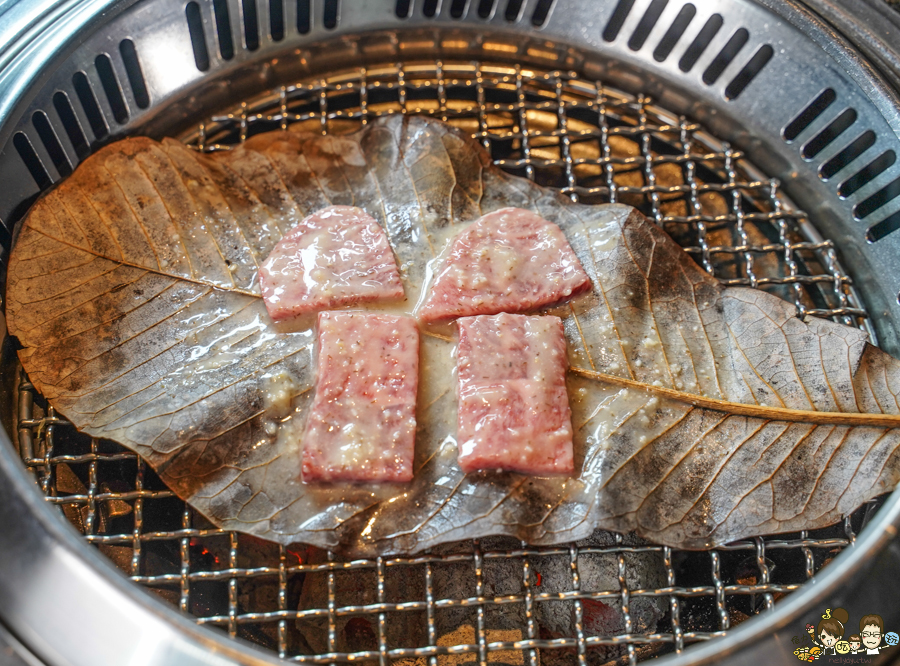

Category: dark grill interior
[13, 59, 883, 665]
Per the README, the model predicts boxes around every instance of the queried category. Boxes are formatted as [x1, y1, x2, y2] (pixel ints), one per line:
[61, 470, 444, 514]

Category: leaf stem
[569, 366, 900, 428]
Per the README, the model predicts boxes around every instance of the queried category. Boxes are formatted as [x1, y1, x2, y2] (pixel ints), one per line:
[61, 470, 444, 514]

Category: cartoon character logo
[793, 646, 818, 662]
[807, 607, 849, 656]
[796, 608, 896, 660]
[861, 614, 887, 654]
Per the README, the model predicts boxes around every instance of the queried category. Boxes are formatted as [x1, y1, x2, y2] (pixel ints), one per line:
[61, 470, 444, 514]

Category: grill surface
[13, 59, 886, 665]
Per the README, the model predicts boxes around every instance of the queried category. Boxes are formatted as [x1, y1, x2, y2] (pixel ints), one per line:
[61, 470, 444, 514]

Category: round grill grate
[15, 59, 884, 665]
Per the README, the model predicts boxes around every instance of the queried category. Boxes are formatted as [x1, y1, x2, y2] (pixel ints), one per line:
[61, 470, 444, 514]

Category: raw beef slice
[418, 207, 591, 323]
[456, 313, 574, 475]
[302, 312, 419, 483]
[260, 205, 404, 322]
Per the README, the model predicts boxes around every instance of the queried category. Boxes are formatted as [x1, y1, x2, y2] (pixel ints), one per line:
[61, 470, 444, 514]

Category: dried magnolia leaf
[7, 116, 900, 555]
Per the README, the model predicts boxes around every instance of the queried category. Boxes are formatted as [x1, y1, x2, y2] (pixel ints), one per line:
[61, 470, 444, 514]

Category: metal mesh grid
[12, 60, 885, 665]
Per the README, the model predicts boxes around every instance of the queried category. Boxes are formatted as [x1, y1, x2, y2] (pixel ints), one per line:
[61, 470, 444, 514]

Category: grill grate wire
[14, 60, 883, 665]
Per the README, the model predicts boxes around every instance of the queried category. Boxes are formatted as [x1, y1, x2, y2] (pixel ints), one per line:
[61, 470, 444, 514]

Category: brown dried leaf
[7, 116, 900, 555]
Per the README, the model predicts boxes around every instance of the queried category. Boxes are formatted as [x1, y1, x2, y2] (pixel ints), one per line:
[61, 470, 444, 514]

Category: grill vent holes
[186, 0, 358, 66]
[628, 0, 666, 51]
[52, 92, 90, 160]
[119, 40, 149, 109]
[243, 0, 260, 50]
[653, 4, 695, 61]
[801, 108, 857, 160]
[505, 0, 524, 21]
[13, 133, 51, 190]
[396, 0, 412, 18]
[297, 0, 311, 33]
[701, 27, 748, 85]
[820, 131, 876, 180]
[397, 0, 550, 23]
[840, 151, 895, 198]
[605, 2, 770, 99]
[213, 0, 235, 60]
[186, 2, 211, 70]
[72, 71, 108, 141]
[724, 44, 773, 100]
[31, 111, 72, 178]
[477, 0, 495, 19]
[679, 14, 723, 72]
[15, 39, 152, 190]
[270, 0, 284, 39]
[95, 54, 129, 124]
[855, 176, 900, 220]
[783, 88, 836, 141]
[603, 0, 634, 42]
[786, 91, 900, 243]
[530, 0, 554, 25]
[868, 211, 900, 244]
[323, 0, 339, 29]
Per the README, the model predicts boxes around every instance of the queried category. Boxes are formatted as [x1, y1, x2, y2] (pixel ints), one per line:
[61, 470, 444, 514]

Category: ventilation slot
[243, 0, 260, 50]
[854, 176, 900, 219]
[477, 0, 494, 18]
[323, 0, 338, 28]
[95, 54, 128, 124]
[396, 0, 412, 18]
[297, 0, 310, 33]
[724, 43, 773, 100]
[839, 150, 896, 198]
[72, 71, 108, 140]
[868, 211, 900, 243]
[531, 0, 553, 26]
[653, 3, 695, 62]
[505, 0, 524, 21]
[32, 111, 72, 178]
[270, 0, 285, 38]
[14, 133, 51, 190]
[119, 39, 149, 109]
[701, 27, 747, 84]
[185, 2, 210, 71]
[450, 0, 467, 18]
[52, 91, 90, 160]
[820, 131, 876, 180]
[801, 108, 857, 160]
[603, 0, 635, 42]
[783, 88, 837, 142]
[679, 13, 723, 72]
[213, 0, 235, 59]
[628, 0, 667, 51]
[424, 0, 439, 17]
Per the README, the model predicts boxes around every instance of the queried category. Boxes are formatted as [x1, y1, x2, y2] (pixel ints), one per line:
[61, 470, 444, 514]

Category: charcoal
[296, 546, 428, 656]
[297, 533, 665, 665]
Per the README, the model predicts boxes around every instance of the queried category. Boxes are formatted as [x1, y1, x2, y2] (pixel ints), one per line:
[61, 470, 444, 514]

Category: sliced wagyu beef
[260, 205, 404, 322]
[456, 313, 574, 475]
[417, 207, 591, 323]
[302, 312, 419, 483]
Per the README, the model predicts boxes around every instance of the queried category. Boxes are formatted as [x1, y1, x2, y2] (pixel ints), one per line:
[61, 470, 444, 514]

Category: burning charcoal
[296, 547, 428, 655]
[98, 481, 134, 521]
[428, 535, 659, 666]
[533, 531, 666, 665]
[55, 463, 89, 533]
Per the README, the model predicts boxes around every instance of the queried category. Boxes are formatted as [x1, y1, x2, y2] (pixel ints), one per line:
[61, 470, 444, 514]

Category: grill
[1, 2, 900, 666]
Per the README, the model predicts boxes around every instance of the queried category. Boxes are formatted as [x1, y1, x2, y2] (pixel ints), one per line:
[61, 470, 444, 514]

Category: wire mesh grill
[13, 60, 884, 665]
